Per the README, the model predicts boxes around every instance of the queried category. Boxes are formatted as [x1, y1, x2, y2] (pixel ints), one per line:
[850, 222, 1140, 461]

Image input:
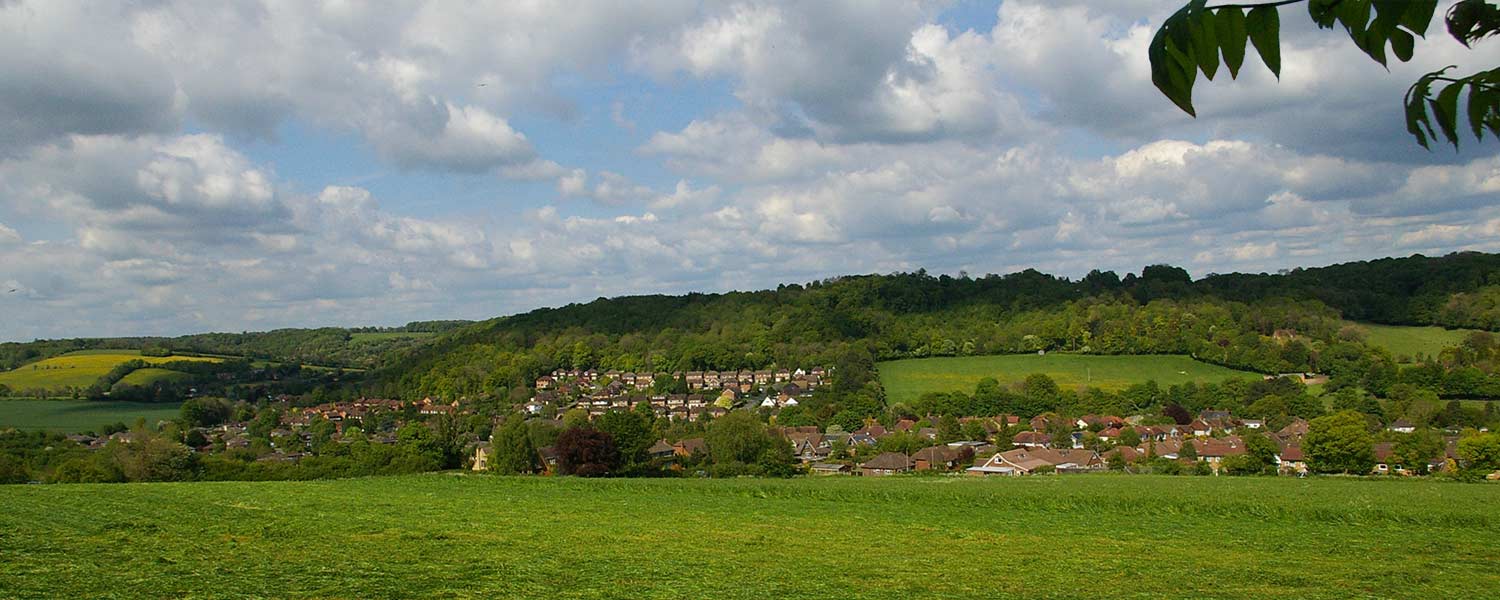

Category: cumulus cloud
[1, 0, 1497, 340]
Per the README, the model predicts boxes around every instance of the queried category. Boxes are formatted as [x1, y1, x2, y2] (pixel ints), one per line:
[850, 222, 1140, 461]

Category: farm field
[0, 351, 219, 392]
[879, 354, 1256, 405]
[0, 475, 1495, 599]
[115, 367, 191, 387]
[0, 400, 181, 432]
[1360, 323, 1478, 362]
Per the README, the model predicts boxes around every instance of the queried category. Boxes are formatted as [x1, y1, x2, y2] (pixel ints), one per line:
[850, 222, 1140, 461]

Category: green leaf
[1216, 8, 1248, 79]
[1432, 82, 1463, 148]
[1401, 0, 1438, 37]
[1336, 0, 1372, 34]
[1149, 26, 1197, 117]
[1389, 28, 1415, 62]
[1468, 85, 1489, 140]
[1191, 8, 1220, 80]
[1308, 0, 1341, 28]
[1247, 6, 1282, 78]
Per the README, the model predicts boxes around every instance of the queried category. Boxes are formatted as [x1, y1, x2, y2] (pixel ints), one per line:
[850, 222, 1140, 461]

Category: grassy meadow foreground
[2, 475, 1495, 599]
[879, 354, 1254, 405]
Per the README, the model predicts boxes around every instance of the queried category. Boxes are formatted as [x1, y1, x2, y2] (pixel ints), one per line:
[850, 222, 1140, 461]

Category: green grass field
[115, 367, 191, 387]
[0, 400, 181, 432]
[1360, 323, 1478, 362]
[0, 351, 218, 391]
[879, 354, 1257, 405]
[350, 331, 434, 344]
[0, 475, 1494, 598]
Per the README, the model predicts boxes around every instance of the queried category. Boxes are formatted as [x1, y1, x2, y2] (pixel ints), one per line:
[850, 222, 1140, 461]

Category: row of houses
[536, 367, 826, 394]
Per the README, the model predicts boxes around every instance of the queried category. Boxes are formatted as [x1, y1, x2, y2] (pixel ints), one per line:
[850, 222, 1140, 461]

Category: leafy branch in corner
[1150, 0, 1499, 149]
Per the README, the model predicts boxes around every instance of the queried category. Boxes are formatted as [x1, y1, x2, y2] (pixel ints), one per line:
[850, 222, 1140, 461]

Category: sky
[1, 0, 1497, 341]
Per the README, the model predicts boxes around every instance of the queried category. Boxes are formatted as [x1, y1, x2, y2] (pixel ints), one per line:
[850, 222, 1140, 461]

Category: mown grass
[0, 351, 219, 391]
[0, 474, 1494, 599]
[1360, 323, 1478, 362]
[879, 354, 1256, 405]
[0, 399, 182, 432]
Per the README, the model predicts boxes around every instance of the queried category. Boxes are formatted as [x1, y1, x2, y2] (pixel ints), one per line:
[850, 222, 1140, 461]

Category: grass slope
[1360, 323, 1477, 362]
[0, 475, 1495, 599]
[0, 400, 181, 432]
[0, 351, 218, 391]
[116, 368, 191, 387]
[880, 354, 1256, 405]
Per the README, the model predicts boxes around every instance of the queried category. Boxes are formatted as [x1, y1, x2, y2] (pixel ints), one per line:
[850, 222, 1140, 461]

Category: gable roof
[861, 452, 914, 471]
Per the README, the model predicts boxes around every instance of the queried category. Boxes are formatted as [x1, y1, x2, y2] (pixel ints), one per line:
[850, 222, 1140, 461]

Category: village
[51, 365, 1468, 482]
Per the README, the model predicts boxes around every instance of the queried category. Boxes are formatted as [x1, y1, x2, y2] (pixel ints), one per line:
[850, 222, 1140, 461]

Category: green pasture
[0, 475, 1494, 599]
[879, 353, 1257, 405]
[0, 351, 218, 391]
[0, 400, 181, 432]
[1359, 323, 1478, 362]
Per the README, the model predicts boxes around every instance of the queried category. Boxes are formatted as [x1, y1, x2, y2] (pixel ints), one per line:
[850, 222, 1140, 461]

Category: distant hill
[372, 252, 1500, 402]
[0, 320, 472, 372]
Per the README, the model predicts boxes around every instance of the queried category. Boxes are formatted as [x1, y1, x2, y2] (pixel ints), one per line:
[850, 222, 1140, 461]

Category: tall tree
[1304, 410, 1376, 474]
[490, 416, 538, 475]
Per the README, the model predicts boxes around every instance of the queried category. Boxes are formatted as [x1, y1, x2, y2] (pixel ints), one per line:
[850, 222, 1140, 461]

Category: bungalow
[860, 452, 913, 476]
[1103, 445, 1147, 467]
[912, 446, 961, 471]
[978, 447, 1103, 475]
[1013, 431, 1052, 448]
[811, 462, 852, 475]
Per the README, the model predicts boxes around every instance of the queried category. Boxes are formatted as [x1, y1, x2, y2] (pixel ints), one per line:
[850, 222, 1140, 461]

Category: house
[472, 442, 492, 471]
[1013, 431, 1052, 448]
[1192, 437, 1247, 472]
[1189, 420, 1214, 437]
[853, 424, 889, 439]
[860, 452, 914, 476]
[1276, 444, 1308, 475]
[787, 433, 830, 462]
[1103, 445, 1147, 466]
[912, 446, 961, 471]
[673, 437, 707, 458]
[648, 439, 678, 461]
[1241, 419, 1264, 429]
[537, 446, 560, 475]
[1387, 420, 1417, 434]
[535, 376, 555, 390]
[1372, 442, 1410, 475]
[810, 462, 852, 475]
[1278, 418, 1310, 438]
[976, 447, 1102, 475]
